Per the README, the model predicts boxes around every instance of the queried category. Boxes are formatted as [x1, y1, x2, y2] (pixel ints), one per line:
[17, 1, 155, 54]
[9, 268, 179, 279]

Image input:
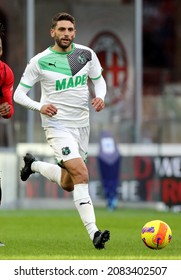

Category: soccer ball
[141, 220, 172, 249]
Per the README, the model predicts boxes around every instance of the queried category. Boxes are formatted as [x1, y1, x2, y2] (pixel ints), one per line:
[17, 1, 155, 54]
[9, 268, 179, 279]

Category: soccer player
[14, 12, 110, 249]
[0, 23, 14, 247]
[0, 23, 14, 119]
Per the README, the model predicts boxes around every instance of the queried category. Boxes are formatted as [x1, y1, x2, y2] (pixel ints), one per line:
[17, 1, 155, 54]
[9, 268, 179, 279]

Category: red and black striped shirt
[0, 60, 14, 118]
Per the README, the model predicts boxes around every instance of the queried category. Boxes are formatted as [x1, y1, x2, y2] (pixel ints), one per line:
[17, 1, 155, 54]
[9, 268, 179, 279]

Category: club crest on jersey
[77, 54, 87, 64]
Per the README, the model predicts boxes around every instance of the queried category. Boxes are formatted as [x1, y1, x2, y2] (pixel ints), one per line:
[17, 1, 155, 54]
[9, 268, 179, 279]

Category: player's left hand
[0, 102, 11, 117]
[91, 97, 105, 112]
[40, 104, 57, 117]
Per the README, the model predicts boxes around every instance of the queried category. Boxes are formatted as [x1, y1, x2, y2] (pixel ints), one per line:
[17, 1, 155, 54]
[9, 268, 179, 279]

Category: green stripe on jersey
[38, 52, 72, 76]
[91, 71, 103, 80]
[20, 82, 32, 88]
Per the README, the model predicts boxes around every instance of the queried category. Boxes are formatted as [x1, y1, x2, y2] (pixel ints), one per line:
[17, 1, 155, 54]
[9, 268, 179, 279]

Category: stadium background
[0, 0, 181, 210]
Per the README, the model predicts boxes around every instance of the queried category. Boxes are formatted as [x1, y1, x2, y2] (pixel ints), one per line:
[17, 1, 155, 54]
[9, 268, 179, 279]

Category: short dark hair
[51, 12, 76, 29]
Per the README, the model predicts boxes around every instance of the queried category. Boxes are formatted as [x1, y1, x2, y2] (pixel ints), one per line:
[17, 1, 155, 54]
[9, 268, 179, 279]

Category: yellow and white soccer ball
[141, 220, 172, 249]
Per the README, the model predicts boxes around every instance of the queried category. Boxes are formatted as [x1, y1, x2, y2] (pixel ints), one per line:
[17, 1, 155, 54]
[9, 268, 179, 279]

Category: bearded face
[50, 20, 76, 52]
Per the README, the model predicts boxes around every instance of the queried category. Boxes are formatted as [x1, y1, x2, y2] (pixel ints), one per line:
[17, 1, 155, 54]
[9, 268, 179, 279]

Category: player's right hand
[0, 102, 11, 117]
[40, 104, 57, 117]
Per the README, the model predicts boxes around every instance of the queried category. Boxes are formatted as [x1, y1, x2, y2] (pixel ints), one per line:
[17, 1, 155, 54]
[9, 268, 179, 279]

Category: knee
[77, 162, 89, 180]
[75, 168, 89, 184]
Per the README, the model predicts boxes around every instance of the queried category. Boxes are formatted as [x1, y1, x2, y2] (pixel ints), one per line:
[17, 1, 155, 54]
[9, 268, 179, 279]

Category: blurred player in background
[0, 23, 14, 204]
[0, 22, 14, 200]
[0, 23, 14, 120]
[0, 23, 14, 246]
[14, 12, 110, 249]
[0, 174, 4, 246]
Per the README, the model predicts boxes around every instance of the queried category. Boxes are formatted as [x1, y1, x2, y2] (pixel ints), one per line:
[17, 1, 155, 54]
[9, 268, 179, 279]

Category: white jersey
[18, 43, 103, 128]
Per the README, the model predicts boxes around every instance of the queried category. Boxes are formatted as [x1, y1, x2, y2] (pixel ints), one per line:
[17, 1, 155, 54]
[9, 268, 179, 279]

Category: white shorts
[44, 126, 90, 166]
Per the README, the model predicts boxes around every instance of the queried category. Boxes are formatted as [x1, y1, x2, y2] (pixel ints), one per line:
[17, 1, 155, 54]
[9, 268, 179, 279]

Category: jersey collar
[49, 43, 75, 55]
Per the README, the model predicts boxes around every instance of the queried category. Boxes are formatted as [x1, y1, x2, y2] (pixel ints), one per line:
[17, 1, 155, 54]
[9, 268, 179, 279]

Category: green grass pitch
[0, 207, 180, 260]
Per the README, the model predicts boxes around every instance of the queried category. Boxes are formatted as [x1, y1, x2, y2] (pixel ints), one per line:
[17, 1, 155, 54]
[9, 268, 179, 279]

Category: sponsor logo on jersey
[48, 62, 56, 67]
[56, 74, 88, 90]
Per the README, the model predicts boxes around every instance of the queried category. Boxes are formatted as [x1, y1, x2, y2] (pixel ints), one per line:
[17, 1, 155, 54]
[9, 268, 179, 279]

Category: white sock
[73, 183, 98, 240]
[31, 161, 61, 185]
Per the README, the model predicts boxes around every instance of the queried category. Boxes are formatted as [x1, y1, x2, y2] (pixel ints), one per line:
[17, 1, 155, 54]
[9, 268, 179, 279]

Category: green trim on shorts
[57, 160, 66, 169]
[57, 155, 88, 168]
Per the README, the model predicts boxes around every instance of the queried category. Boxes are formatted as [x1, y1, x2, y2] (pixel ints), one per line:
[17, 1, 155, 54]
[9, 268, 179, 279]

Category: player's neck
[52, 44, 73, 53]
